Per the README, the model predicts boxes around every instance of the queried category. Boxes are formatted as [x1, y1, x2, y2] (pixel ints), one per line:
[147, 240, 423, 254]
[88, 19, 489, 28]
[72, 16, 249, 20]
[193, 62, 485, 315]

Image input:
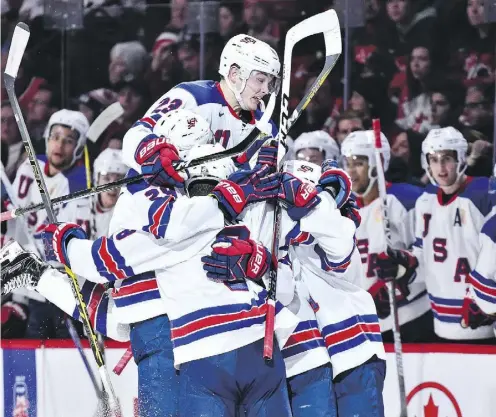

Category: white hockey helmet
[218, 34, 281, 110]
[340, 130, 390, 197]
[153, 109, 213, 159]
[282, 160, 321, 185]
[93, 148, 128, 184]
[44, 109, 90, 166]
[184, 143, 236, 197]
[294, 131, 340, 162]
[421, 126, 468, 185]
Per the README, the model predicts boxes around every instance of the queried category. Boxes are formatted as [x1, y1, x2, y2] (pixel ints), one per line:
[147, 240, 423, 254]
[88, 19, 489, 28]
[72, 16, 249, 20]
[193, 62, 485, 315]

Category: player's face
[47, 125, 79, 170]
[343, 155, 370, 194]
[242, 71, 275, 111]
[427, 151, 458, 187]
[98, 172, 125, 208]
[296, 148, 325, 166]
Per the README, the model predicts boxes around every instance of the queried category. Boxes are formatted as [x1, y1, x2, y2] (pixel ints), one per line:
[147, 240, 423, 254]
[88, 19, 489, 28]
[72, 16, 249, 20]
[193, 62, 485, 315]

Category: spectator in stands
[108, 41, 149, 88]
[115, 77, 150, 132]
[429, 81, 466, 130]
[165, 0, 188, 33]
[243, 0, 280, 49]
[466, 136, 494, 177]
[219, 1, 245, 42]
[396, 44, 439, 133]
[147, 32, 185, 102]
[388, 129, 425, 185]
[77, 88, 118, 125]
[385, 0, 437, 56]
[448, 0, 495, 87]
[26, 83, 59, 143]
[333, 110, 365, 146]
[462, 84, 494, 142]
[1, 101, 24, 181]
[177, 40, 200, 81]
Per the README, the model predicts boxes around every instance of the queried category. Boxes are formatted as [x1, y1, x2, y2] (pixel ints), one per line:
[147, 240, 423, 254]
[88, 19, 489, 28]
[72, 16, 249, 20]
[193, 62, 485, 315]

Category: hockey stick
[4, 22, 122, 416]
[0, 96, 276, 223]
[263, 9, 342, 361]
[86, 102, 124, 143]
[65, 316, 104, 399]
[372, 119, 408, 417]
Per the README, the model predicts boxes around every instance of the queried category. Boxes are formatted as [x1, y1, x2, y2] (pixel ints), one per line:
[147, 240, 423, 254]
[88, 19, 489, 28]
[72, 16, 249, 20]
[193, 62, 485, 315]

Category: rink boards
[1, 340, 496, 417]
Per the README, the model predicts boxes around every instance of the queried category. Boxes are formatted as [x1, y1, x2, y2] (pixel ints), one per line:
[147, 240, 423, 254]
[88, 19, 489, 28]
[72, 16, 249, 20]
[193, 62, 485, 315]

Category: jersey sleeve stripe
[143, 196, 174, 238]
[91, 237, 135, 281]
[313, 242, 354, 272]
[470, 270, 496, 302]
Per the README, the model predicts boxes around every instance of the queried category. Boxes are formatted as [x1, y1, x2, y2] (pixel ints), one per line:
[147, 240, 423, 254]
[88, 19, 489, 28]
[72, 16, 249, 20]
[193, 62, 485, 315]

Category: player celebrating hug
[122, 33, 280, 188]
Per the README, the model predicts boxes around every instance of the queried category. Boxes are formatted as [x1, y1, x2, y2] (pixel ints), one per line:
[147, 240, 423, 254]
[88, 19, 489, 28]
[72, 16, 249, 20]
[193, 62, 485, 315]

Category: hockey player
[121, 33, 280, 188]
[466, 212, 496, 334]
[204, 159, 386, 416]
[89, 148, 128, 238]
[405, 127, 496, 341]
[340, 130, 431, 342]
[10, 109, 92, 339]
[40, 135, 313, 416]
[293, 130, 340, 166]
[0, 139, 282, 417]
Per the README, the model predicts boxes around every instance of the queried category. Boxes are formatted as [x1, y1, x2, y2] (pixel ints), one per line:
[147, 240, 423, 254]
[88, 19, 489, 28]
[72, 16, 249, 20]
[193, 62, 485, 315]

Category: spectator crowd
[0, 0, 495, 341]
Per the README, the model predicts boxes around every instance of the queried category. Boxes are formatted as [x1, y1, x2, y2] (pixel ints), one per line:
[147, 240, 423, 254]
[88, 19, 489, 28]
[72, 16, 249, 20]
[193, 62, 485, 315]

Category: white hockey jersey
[301, 248, 386, 378]
[65, 179, 299, 364]
[356, 183, 429, 331]
[11, 157, 92, 258]
[276, 193, 379, 378]
[90, 198, 114, 239]
[469, 214, 496, 316]
[413, 177, 496, 339]
[469, 214, 496, 336]
[122, 80, 278, 174]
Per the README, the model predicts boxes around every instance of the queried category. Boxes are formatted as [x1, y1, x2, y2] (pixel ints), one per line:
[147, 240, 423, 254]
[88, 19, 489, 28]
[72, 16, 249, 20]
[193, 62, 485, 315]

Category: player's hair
[336, 110, 364, 129]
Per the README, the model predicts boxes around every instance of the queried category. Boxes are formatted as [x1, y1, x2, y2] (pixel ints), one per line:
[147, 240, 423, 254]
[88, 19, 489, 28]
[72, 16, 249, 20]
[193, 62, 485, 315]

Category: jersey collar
[436, 176, 474, 206]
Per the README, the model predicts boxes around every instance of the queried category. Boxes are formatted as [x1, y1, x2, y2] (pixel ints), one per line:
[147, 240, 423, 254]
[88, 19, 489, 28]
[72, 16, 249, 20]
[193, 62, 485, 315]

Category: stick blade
[86, 102, 124, 143]
[5, 22, 30, 79]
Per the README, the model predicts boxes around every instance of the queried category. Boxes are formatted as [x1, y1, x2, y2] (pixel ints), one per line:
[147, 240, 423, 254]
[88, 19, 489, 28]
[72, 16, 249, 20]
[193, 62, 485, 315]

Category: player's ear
[370, 166, 377, 178]
[227, 65, 240, 85]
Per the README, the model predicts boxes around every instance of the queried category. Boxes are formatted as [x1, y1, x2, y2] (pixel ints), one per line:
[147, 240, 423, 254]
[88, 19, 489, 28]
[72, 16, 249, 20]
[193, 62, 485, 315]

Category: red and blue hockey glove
[277, 173, 321, 221]
[461, 295, 495, 330]
[340, 195, 361, 228]
[317, 160, 352, 209]
[210, 164, 279, 221]
[201, 236, 271, 283]
[135, 135, 187, 188]
[233, 136, 277, 170]
[255, 139, 278, 170]
[42, 222, 87, 267]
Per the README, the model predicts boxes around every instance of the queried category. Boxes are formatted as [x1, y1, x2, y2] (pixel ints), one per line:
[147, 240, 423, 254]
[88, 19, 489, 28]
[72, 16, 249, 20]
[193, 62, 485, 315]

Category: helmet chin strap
[226, 77, 250, 111]
[353, 177, 377, 199]
[352, 165, 377, 199]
